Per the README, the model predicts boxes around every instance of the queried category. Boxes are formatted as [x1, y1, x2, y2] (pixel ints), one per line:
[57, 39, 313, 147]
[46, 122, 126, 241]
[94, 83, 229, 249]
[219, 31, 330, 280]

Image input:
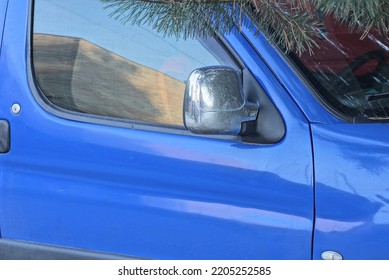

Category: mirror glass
[198, 70, 244, 111]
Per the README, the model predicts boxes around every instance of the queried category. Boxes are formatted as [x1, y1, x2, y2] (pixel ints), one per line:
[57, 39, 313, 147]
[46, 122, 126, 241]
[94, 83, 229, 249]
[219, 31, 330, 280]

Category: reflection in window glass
[288, 13, 389, 121]
[33, 0, 223, 126]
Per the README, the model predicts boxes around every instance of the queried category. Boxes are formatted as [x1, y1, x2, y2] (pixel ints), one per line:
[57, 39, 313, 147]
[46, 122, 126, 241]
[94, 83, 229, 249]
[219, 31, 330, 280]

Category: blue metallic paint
[0, 0, 314, 259]
[1, 0, 388, 260]
[311, 123, 389, 259]
[243, 19, 389, 259]
[242, 27, 342, 125]
[0, 0, 7, 57]
[0, 0, 6, 239]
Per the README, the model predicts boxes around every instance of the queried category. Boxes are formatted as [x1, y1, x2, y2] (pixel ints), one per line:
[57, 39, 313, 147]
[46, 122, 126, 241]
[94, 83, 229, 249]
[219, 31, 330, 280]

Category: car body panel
[311, 123, 389, 259]
[0, 0, 314, 259]
[0, 0, 388, 260]
[242, 27, 342, 125]
[0, 0, 7, 56]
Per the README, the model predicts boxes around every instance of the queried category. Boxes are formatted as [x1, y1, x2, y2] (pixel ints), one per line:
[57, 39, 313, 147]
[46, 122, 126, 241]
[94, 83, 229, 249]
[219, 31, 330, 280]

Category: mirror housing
[184, 66, 259, 135]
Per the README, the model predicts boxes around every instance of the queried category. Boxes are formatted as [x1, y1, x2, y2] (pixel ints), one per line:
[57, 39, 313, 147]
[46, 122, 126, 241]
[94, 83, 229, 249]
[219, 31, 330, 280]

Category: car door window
[33, 0, 235, 127]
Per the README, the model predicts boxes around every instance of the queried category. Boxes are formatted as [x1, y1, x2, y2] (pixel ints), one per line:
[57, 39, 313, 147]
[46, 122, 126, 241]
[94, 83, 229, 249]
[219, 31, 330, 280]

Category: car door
[0, 0, 314, 259]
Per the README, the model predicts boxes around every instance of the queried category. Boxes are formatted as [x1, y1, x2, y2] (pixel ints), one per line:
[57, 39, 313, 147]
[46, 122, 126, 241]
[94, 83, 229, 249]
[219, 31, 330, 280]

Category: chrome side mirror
[184, 66, 259, 135]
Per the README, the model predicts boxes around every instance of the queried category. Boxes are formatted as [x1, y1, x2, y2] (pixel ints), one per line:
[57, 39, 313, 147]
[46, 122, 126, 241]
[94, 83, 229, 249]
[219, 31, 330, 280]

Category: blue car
[0, 0, 388, 260]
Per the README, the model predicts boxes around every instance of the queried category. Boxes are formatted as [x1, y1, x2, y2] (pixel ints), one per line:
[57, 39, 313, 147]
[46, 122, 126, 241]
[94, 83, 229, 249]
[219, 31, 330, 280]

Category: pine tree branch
[100, 0, 388, 55]
[311, 0, 389, 34]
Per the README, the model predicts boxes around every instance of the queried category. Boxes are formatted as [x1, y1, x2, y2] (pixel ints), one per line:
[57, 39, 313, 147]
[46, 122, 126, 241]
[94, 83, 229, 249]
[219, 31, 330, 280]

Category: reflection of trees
[101, 0, 389, 55]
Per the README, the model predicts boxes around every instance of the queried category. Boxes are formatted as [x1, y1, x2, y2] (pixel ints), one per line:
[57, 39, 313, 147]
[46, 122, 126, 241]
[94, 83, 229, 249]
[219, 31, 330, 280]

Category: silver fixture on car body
[11, 103, 21, 115]
[321, 251, 343, 260]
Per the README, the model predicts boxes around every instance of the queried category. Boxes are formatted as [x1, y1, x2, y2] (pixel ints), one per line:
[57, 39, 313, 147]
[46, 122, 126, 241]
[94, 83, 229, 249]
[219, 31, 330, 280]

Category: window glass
[33, 0, 228, 126]
[288, 13, 389, 121]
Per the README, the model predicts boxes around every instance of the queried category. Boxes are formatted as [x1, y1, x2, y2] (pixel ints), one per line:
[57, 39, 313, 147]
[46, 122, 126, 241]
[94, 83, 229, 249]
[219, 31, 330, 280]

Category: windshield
[289, 14, 389, 122]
